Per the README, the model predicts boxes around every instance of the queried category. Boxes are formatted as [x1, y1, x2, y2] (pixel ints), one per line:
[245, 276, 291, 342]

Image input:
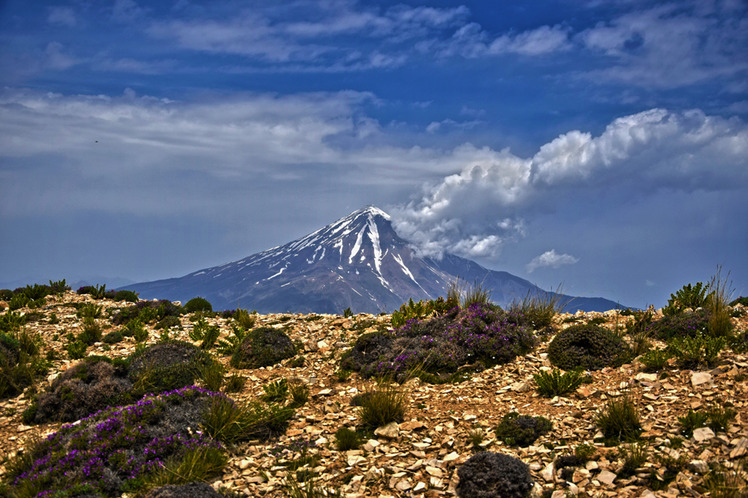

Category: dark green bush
[184, 297, 213, 313]
[650, 309, 710, 341]
[547, 324, 632, 371]
[334, 427, 362, 451]
[155, 315, 181, 330]
[1, 330, 47, 399]
[128, 340, 215, 398]
[357, 381, 406, 428]
[638, 348, 671, 372]
[102, 330, 125, 344]
[112, 290, 138, 302]
[494, 412, 552, 447]
[230, 327, 296, 369]
[456, 451, 534, 498]
[668, 335, 725, 369]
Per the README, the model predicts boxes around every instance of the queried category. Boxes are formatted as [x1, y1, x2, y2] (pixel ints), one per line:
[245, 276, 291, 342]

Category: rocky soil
[1, 291, 747, 497]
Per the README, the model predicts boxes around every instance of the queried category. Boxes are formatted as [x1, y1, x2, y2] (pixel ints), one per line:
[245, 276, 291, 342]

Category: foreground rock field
[1, 291, 747, 497]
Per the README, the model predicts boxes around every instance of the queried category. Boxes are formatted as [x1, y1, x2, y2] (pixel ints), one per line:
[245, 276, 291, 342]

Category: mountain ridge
[122, 207, 626, 313]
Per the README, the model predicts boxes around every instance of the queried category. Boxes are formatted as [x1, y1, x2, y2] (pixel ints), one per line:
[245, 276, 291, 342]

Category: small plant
[617, 442, 649, 477]
[508, 286, 563, 331]
[224, 373, 246, 393]
[707, 267, 734, 338]
[467, 427, 486, 448]
[595, 395, 642, 443]
[233, 308, 256, 330]
[144, 445, 227, 488]
[262, 378, 289, 403]
[217, 323, 247, 355]
[184, 296, 213, 313]
[678, 409, 710, 438]
[334, 368, 352, 382]
[102, 329, 125, 344]
[334, 427, 362, 451]
[494, 412, 552, 447]
[77, 316, 103, 345]
[230, 326, 296, 369]
[358, 380, 406, 428]
[706, 404, 737, 433]
[288, 379, 310, 407]
[639, 348, 671, 372]
[700, 461, 748, 498]
[533, 368, 586, 397]
[202, 395, 294, 443]
[343, 307, 353, 318]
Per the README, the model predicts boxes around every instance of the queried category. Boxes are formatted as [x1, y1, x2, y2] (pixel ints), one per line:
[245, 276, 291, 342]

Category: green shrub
[184, 296, 213, 313]
[288, 379, 310, 407]
[128, 341, 215, 399]
[707, 405, 737, 433]
[201, 395, 294, 443]
[358, 380, 406, 428]
[230, 326, 296, 369]
[707, 268, 734, 338]
[261, 379, 289, 403]
[65, 341, 88, 360]
[8, 293, 30, 311]
[547, 324, 632, 371]
[102, 330, 125, 344]
[494, 412, 553, 447]
[390, 295, 458, 329]
[334, 427, 362, 451]
[0, 311, 26, 333]
[77, 316, 103, 345]
[678, 409, 709, 438]
[233, 308, 256, 330]
[155, 315, 181, 330]
[112, 290, 138, 302]
[650, 309, 710, 341]
[639, 348, 671, 372]
[595, 395, 642, 443]
[730, 296, 748, 307]
[143, 446, 227, 488]
[533, 368, 586, 397]
[77, 303, 103, 319]
[668, 335, 725, 369]
[663, 282, 710, 316]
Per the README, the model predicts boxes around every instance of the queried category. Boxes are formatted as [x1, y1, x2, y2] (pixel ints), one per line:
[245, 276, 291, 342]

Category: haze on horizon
[1, 0, 747, 309]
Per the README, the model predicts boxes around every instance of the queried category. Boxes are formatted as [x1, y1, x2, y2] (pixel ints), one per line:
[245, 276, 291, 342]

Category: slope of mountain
[122, 207, 625, 313]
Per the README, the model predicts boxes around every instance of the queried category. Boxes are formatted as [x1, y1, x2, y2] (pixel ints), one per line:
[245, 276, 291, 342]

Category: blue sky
[1, 0, 746, 308]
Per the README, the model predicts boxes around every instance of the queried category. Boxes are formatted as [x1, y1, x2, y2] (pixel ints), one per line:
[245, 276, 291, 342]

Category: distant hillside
[123, 207, 626, 313]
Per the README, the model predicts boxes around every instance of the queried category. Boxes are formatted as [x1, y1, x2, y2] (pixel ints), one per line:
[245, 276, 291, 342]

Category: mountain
[122, 207, 625, 313]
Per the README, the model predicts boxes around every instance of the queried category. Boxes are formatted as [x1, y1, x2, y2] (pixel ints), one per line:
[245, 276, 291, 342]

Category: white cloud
[392, 108, 748, 260]
[47, 7, 77, 27]
[488, 25, 571, 56]
[578, 2, 748, 88]
[526, 250, 579, 273]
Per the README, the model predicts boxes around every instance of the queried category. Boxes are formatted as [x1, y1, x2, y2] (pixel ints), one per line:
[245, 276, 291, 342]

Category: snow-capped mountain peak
[123, 207, 625, 313]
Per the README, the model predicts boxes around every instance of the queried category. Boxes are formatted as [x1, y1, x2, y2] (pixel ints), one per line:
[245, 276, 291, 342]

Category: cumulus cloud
[526, 250, 579, 273]
[392, 108, 748, 260]
[578, 2, 748, 87]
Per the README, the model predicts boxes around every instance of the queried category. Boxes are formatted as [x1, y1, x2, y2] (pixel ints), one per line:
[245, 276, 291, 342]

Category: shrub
[184, 297, 213, 313]
[144, 481, 223, 498]
[102, 330, 125, 344]
[334, 427, 362, 451]
[261, 378, 289, 403]
[0, 329, 47, 399]
[288, 379, 310, 407]
[547, 324, 632, 371]
[617, 443, 648, 477]
[201, 395, 294, 444]
[358, 380, 406, 428]
[77, 303, 104, 319]
[639, 348, 671, 372]
[678, 409, 709, 438]
[343, 303, 534, 381]
[494, 412, 552, 447]
[77, 316, 103, 345]
[25, 358, 132, 423]
[650, 309, 710, 341]
[155, 315, 181, 330]
[596, 395, 642, 443]
[6, 386, 226, 497]
[668, 335, 725, 369]
[65, 340, 88, 360]
[707, 267, 734, 338]
[77, 283, 108, 298]
[112, 289, 139, 302]
[456, 451, 534, 498]
[113, 299, 183, 325]
[128, 341, 215, 399]
[223, 373, 246, 393]
[533, 368, 586, 397]
[230, 326, 296, 369]
[663, 282, 710, 315]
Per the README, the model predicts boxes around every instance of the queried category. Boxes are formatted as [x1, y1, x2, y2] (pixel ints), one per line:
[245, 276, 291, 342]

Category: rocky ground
[1, 291, 747, 497]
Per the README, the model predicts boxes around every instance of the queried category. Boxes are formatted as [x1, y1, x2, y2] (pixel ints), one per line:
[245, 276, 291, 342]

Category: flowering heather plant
[6, 386, 227, 497]
[345, 302, 535, 381]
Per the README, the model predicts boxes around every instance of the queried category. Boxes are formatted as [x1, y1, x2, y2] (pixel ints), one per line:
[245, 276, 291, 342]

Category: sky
[1, 0, 746, 308]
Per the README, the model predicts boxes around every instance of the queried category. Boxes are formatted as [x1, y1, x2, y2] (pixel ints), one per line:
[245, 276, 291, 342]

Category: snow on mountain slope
[123, 207, 624, 313]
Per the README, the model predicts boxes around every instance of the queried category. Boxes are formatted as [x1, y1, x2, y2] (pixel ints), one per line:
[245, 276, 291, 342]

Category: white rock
[541, 462, 555, 482]
[597, 469, 617, 486]
[693, 427, 715, 442]
[691, 372, 713, 387]
[374, 422, 400, 439]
